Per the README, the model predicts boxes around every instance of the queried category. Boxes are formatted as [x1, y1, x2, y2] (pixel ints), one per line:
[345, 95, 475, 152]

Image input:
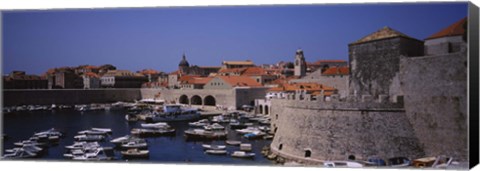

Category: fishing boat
[74, 134, 105, 142]
[323, 161, 364, 168]
[121, 139, 148, 149]
[240, 143, 252, 151]
[130, 128, 175, 137]
[121, 148, 149, 158]
[141, 122, 170, 129]
[205, 150, 227, 155]
[3, 149, 38, 159]
[202, 144, 226, 150]
[231, 151, 255, 158]
[145, 104, 201, 123]
[203, 123, 225, 131]
[189, 119, 210, 127]
[225, 140, 242, 146]
[184, 129, 227, 140]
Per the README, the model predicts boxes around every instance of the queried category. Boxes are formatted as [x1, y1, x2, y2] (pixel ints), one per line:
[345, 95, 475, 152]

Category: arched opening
[279, 144, 283, 150]
[259, 105, 263, 114]
[204, 95, 216, 106]
[348, 155, 356, 160]
[191, 95, 202, 105]
[305, 150, 312, 158]
[179, 95, 189, 104]
[264, 105, 269, 115]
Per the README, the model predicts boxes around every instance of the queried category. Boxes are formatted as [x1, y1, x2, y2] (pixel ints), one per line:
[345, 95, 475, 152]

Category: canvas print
[1, 2, 475, 169]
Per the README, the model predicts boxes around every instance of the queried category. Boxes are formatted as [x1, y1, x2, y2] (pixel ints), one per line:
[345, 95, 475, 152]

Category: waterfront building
[100, 70, 148, 88]
[52, 68, 84, 89]
[3, 71, 48, 89]
[82, 72, 101, 89]
[178, 75, 213, 89]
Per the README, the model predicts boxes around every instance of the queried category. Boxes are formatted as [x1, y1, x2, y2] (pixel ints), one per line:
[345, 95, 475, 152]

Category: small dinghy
[121, 148, 149, 158]
[231, 151, 255, 158]
[202, 144, 226, 150]
[205, 150, 227, 155]
[225, 140, 242, 146]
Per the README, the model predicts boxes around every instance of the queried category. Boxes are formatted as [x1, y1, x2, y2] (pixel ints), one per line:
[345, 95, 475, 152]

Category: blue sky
[2, 2, 467, 74]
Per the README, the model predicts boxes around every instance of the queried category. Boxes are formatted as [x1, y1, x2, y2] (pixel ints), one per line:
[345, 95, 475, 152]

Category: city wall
[400, 51, 468, 160]
[3, 89, 142, 106]
[269, 98, 424, 163]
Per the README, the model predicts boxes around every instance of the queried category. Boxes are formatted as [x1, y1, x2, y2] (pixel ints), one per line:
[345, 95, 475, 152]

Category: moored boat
[231, 151, 255, 158]
[205, 150, 227, 155]
[225, 140, 242, 146]
[74, 134, 105, 142]
[184, 129, 227, 140]
[146, 104, 201, 123]
[121, 139, 148, 149]
[121, 148, 149, 158]
[130, 128, 175, 137]
[202, 144, 226, 150]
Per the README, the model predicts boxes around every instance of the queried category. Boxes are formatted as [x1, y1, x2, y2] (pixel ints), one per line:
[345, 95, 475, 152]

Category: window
[305, 150, 312, 158]
[279, 144, 283, 150]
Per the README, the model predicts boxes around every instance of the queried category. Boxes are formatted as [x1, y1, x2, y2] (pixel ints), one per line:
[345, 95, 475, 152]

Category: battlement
[272, 91, 404, 110]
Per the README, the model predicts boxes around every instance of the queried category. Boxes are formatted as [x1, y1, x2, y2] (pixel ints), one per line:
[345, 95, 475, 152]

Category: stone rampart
[269, 98, 423, 163]
[3, 89, 141, 106]
[400, 52, 468, 160]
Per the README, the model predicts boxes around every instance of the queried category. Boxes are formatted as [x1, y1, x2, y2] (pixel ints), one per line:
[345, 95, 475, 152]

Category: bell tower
[294, 49, 307, 77]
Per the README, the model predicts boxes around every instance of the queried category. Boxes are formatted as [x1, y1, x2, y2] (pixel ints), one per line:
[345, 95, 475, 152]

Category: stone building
[294, 49, 307, 77]
[3, 71, 48, 89]
[169, 54, 220, 88]
[290, 66, 349, 98]
[100, 70, 148, 88]
[51, 68, 83, 89]
[221, 60, 255, 69]
[424, 17, 467, 55]
[348, 26, 424, 99]
[82, 72, 101, 89]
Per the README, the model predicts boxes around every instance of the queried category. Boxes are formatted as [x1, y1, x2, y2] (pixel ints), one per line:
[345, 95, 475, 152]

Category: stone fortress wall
[269, 95, 425, 163]
[3, 89, 142, 106]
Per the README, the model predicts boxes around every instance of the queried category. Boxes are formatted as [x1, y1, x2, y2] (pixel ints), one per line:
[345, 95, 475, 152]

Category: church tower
[178, 53, 190, 74]
[294, 49, 307, 77]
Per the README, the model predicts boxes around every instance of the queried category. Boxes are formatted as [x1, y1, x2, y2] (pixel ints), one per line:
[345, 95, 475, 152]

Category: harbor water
[2, 109, 275, 165]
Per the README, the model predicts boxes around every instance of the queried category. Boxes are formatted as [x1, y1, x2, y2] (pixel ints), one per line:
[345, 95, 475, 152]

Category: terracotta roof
[350, 26, 417, 45]
[139, 69, 159, 75]
[186, 77, 213, 85]
[178, 75, 201, 82]
[83, 72, 100, 78]
[83, 65, 98, 69]
[322, 66, 350, 75]
[102, 70, 144, 77]
[217, 76, 262, 87]
[199, 66, 221, 69]
[268, 82, 336, 93]
[241, 67, 269, 76]
[425, 17, 467, 40]
[218, 68, 246, 74]
[222, 60, 255, 66]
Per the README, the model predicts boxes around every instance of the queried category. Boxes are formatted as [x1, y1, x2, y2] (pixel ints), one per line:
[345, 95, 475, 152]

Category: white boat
[141, 122, 170, 129]
[146, 104, 201, 122]
[323, 161, 364, 168]
[203, 123, 225, 131]
[231, 151, 255, 158]
[189, 119, 210, 127]
[78, 129, 110, 135]
[236, 127, 261, 134]
[33, 128, 63, 138]
[225, 140, 242, 146]
[205, 150, 227, 155]
[240, 143, 252, 151]
[91, 128, 112, 133]
[121, 148, 149, 158]
[202, 144, 226, 150]
[65, 141, 100, 150]
[121, 139, 148, 149]
[3, 149, 38, 159]
[110, 135, 138, 145]
[71, 148, 112, 161]
[74, 134, 105, 141]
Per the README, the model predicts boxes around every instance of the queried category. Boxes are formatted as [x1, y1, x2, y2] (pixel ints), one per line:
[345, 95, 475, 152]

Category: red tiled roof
[241, 67, 269, 76]
[178, 75, 201, 82]
[217, 76, 262, 87]
[425, 17, 467, 40]
[322, 66, 349, 75]
[139, 69, 159, 75]
[268, 82, 336, 93]
[186, 77, 213, 85]
[83, 72, 99, 78]
[218, 68, 246, 74]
